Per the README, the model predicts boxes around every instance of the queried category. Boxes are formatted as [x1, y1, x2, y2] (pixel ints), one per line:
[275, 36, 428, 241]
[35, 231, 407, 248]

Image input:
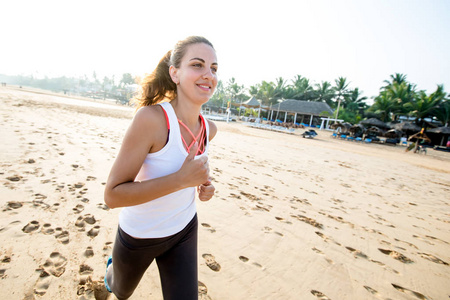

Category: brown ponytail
[132, 36, 214, 110]
[132, 50, 177, 109]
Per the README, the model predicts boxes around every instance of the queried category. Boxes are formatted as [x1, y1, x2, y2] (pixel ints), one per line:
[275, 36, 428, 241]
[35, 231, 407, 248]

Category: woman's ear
[169, 65, 179, 85]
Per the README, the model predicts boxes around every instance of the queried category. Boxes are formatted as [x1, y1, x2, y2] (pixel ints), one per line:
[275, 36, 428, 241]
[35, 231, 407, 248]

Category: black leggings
[106, 215, 198, 300]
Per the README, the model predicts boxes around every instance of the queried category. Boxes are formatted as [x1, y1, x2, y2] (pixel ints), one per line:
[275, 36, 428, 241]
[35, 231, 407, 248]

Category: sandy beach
[0, 86, 449, 300]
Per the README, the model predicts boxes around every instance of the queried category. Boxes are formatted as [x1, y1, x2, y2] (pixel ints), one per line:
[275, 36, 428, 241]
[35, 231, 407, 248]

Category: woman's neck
[170, 98, 201, 128]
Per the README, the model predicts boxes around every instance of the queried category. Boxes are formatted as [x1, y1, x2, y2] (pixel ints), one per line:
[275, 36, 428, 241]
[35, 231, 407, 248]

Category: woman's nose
[203, 68, 214, 79]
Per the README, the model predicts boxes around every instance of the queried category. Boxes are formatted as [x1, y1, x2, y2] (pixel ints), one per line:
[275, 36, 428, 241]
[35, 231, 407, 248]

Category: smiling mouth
[197, 84, 211, 90]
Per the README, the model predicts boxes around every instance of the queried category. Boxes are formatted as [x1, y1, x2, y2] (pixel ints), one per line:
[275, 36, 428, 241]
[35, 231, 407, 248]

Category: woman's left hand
[198, 180, 215, 201]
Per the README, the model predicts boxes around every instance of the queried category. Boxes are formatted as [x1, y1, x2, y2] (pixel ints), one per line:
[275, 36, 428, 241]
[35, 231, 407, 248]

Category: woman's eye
[211, 67, 218, 73]
[193, 63, 202, 68]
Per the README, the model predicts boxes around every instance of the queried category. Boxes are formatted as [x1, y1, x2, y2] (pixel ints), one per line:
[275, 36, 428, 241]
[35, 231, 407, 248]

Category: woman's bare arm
[104, 107, 209, 209]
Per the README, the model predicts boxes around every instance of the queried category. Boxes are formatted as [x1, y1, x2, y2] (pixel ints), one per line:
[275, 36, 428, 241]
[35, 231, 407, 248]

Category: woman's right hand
[178, 142, 210, 188]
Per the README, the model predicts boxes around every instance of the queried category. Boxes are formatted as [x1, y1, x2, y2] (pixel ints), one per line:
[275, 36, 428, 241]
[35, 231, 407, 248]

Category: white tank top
[119, 102, 209, 238]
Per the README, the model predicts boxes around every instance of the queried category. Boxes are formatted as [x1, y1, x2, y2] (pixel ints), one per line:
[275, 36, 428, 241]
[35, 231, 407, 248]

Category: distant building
[269, 99, 334, 127]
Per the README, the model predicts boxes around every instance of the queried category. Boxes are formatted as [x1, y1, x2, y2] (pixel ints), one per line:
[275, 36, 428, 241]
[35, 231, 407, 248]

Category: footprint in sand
[378, 248, 414, 263]
[239, 256, 249, 262]
[6, 175, 22, 182]
[54, 227, 70, 244]
[77, 276, 110, 299]
[202, 254, 221, 272]
[76, 214, 97, 231]
[97, 203, 110, 211]
[4, 201, 23, 211]
[78, 264, 94, 285]
[34, 272, 52, 296]
[86, 175, 96, 181]
[0, 220, 21, 233]
[87, 226, 100, 238]
[237, 256, 263, 268]
[22, 220, 40, 233]
[34, 252, 68, 296]
[345, 247, 369, 260]
[75, 216, 86, 229]
[391, 283, 429, 300]
[84, 246, 94, 258]
[315, 231, 341, 246]
[311, 289, 331, 299]
[198, 281, 212, 300]
[312, 247, 334, 264]
[364, 286, 384, 299]
[418, 252, 448, 265]
[49, 202, 60, 212]
[42, 252, 67, 277]
[41, 223, 55, 235]
[0, 255, 10, 279]
[0, 268, 6, 279]
[275, 216, 292, 225]
[291, 214, 323, 229]
[201, 223, 216, 233]
[73, 204, 84, 213]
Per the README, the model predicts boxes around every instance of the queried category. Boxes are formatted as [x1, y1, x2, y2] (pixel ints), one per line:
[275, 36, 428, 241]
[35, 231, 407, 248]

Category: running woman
[103, 36, 218, 300]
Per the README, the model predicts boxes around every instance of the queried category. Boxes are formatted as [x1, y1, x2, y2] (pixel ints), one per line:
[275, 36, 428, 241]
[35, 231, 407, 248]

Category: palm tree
[209, 80, 227, 107]
[387, 82, 417, 118]
[226, 77, 245, 103]
[434, 100, 450, 127]
[371, 90, 395, 122]
[273, 77, 288, 100]
[404, 85, 446, 127]
[248, 84, 260, 97]
[259, 81, 277, 105]
[333, 77, 350, 120]
[383, 73, 407, 89]
[289, 75, 314, 100]
[343, 88, 368, 113]
[314, 81, 335, 106]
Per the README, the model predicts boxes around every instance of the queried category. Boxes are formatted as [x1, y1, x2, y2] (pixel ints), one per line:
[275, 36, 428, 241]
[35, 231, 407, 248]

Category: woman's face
[171, 43, 218, 105]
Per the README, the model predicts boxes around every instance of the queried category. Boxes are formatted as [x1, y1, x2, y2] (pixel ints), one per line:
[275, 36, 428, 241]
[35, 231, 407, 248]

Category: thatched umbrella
[330, 122, 352, 133]
[349, 124, 365, 133]
[384, 129, 403, 138]
[392, 122, 421, 134]
[366, 126, 385, 137]
[427, 126, 450, 146]
[360, 118, 388, 129]
[241, 96, 262, 108]
[407, 130, 431, 153]
[427, 126, 450, 134]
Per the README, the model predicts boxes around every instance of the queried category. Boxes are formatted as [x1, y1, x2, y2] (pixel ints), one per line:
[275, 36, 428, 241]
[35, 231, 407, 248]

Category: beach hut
[360, 118, 389, 129]
[270, 99, 334, 127]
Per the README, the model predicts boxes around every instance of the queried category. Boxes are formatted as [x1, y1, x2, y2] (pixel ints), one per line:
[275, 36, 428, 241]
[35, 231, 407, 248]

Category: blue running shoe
[104, 256, 112, 293]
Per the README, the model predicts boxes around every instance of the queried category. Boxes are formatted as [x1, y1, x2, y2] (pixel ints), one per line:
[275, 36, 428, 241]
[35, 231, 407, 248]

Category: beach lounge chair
[302, 130, 318, 138]
[331, 133, 338, 138]
[355, 137, 362, 142]
[364, 138, 372, 143]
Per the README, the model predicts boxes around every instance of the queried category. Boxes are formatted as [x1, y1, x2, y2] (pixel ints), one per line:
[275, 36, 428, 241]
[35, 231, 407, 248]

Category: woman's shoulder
[132, 105, 166, 129]
[206, 119, 217, 140]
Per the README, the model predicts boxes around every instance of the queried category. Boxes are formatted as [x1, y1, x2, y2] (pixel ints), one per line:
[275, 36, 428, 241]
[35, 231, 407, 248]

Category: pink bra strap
[178, 116, 206, 155]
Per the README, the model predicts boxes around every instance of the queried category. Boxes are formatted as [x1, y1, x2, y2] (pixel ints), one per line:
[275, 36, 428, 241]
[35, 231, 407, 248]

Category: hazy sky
[1, 0, 449, 99]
